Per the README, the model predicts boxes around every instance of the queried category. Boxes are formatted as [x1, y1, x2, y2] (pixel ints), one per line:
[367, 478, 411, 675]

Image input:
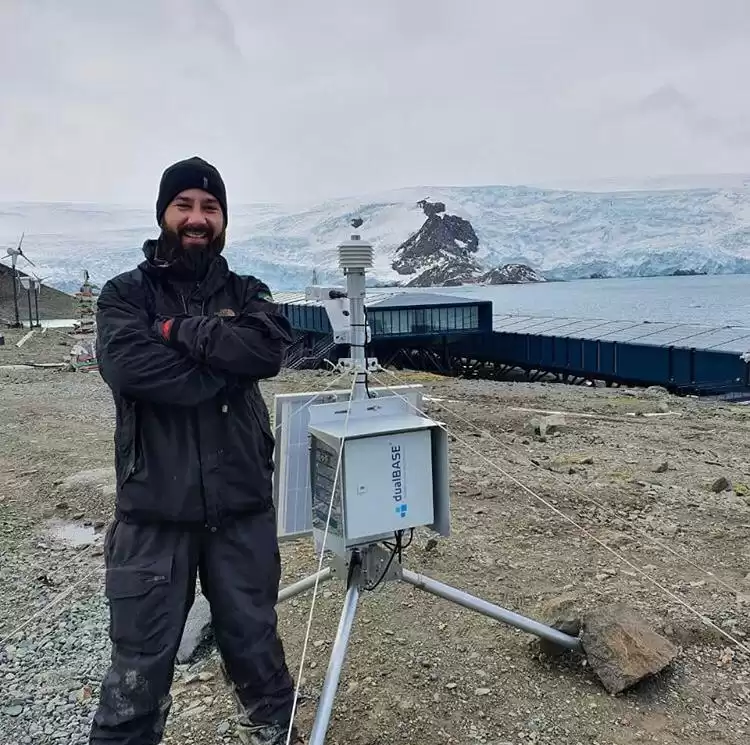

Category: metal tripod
[277, 546, 582, 745]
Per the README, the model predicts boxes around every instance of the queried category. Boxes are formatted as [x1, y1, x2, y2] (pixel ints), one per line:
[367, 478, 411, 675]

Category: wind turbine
[30, 273, 49, 328]
[1, 233, 35, 328]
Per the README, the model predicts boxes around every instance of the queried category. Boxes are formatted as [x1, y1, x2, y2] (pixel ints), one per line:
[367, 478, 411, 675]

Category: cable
[364, 532, 402, 592]
[363, 305, 373, 399]
[0, 564, 102, 647]
[382, 528, 414, 553]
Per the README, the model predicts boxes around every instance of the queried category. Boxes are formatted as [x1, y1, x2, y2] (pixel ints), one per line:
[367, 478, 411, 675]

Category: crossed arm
[96, 279, 292, 406]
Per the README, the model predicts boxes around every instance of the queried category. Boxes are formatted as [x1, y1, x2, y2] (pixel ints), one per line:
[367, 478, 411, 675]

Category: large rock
[177, 594, 214, 664]
[529, 414, 566, 438]
[581, 605, 678, 694]
[533, 592, 584, 659]
[57, 468, 116, 499]
[59, 467, 115, 490]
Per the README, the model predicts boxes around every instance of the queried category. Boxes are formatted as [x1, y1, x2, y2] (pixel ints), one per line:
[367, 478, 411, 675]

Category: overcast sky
[1, 0, 750, 205]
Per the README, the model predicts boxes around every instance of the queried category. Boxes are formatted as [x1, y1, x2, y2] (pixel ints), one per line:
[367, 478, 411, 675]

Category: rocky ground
[1, 327, 750, 745]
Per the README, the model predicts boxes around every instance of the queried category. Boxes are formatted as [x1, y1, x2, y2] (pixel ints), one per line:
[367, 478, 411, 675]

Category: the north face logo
[202, 176, 208, 189]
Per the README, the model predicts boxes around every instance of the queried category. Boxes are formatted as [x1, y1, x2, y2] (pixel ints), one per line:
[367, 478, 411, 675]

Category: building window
[369, 310, 386, 335]
[368, 304, 481, 335]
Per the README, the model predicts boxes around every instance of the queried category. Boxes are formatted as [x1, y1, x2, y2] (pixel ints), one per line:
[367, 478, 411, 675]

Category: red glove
[157, 318, 175, 341]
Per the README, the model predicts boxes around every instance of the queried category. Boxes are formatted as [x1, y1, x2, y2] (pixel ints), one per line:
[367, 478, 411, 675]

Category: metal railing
[285, 335, 336, 370]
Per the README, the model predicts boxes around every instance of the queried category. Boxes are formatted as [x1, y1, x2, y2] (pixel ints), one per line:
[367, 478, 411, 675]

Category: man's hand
[153, 315, 187, 344]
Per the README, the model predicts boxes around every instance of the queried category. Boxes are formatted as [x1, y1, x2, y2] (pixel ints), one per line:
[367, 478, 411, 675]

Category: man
[90, 156, 301, 745]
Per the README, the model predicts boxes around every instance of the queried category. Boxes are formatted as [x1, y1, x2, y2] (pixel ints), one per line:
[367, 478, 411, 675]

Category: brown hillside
[0, 263, 76, 324]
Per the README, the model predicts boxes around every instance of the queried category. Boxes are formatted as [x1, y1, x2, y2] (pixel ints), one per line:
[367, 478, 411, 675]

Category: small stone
[711, 476, 731, 493]
[474, 688, 491, 696]
[643, 385, 669, 398]
[653, 462, 669, 474]
[3, 704, 23, 716]
[530, 414, 566, 438]
[445, 682, 457, 689]
[217, 721, 231, 735]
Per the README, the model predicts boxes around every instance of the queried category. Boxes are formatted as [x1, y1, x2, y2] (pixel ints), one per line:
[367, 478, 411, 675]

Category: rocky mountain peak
[478, 263, 547, 285]
[391, 199, 482, 287]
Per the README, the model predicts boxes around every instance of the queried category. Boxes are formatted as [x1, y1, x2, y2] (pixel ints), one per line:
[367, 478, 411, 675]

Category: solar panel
[272, 383, 425, 541]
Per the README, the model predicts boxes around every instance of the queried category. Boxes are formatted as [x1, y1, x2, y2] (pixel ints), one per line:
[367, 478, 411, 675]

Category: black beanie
[155, 156, 228, 226]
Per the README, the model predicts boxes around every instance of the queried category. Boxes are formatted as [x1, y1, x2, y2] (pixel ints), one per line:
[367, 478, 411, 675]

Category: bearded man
[89, 156, 300, 745]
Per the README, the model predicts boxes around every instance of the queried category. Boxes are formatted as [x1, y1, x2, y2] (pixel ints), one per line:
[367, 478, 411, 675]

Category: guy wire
[368, 371, 750, 657]
[378, 367, 743, 597]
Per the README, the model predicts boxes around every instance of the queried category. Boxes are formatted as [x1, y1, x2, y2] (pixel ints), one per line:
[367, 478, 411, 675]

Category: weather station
[271, 219, 581, 745]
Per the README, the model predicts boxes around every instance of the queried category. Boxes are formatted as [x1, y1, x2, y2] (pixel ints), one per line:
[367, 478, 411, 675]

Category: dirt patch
[1, 335, 749, 744]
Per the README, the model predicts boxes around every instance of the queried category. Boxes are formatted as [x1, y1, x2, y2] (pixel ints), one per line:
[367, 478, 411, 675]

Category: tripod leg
[278, 568, 332, 604]
[308, 573, 361, 745]
[401, 569, 582, 652]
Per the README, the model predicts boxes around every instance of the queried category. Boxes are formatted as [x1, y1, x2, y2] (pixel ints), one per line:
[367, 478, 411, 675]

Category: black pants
[89, 509, 294, 744]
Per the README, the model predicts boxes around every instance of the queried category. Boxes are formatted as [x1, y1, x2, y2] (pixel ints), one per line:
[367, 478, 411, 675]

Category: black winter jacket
[95, 241, 293, 528]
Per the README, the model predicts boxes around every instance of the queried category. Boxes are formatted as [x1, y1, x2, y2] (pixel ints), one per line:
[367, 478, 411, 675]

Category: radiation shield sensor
[307, 395, 450, 558]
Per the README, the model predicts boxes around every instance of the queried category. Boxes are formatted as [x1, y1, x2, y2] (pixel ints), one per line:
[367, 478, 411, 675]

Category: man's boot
[236, 718, 303, 745]
[221, 658, 304, 743]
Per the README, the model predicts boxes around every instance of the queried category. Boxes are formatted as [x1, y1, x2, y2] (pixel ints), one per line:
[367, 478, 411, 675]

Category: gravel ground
[1, 327, 750, 744]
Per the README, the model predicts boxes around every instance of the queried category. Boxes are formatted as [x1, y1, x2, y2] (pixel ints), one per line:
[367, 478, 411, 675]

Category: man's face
[161, 188, 224, 250]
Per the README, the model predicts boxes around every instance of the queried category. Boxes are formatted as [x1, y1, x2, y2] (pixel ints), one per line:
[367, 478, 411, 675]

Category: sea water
[382, 274, 750, 328]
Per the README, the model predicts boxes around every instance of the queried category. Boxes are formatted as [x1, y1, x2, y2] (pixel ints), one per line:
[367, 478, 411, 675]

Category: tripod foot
[401, 568, 582, 652]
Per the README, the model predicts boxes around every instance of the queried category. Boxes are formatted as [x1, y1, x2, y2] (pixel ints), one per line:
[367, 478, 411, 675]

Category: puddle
[43, 519, 104, 548]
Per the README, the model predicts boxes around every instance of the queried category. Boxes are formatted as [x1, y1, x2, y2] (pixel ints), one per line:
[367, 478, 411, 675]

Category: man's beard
[156, 226, 226, 279]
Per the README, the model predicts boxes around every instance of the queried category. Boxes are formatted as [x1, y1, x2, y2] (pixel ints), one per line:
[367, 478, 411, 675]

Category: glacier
[1, 180, 749, 294]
